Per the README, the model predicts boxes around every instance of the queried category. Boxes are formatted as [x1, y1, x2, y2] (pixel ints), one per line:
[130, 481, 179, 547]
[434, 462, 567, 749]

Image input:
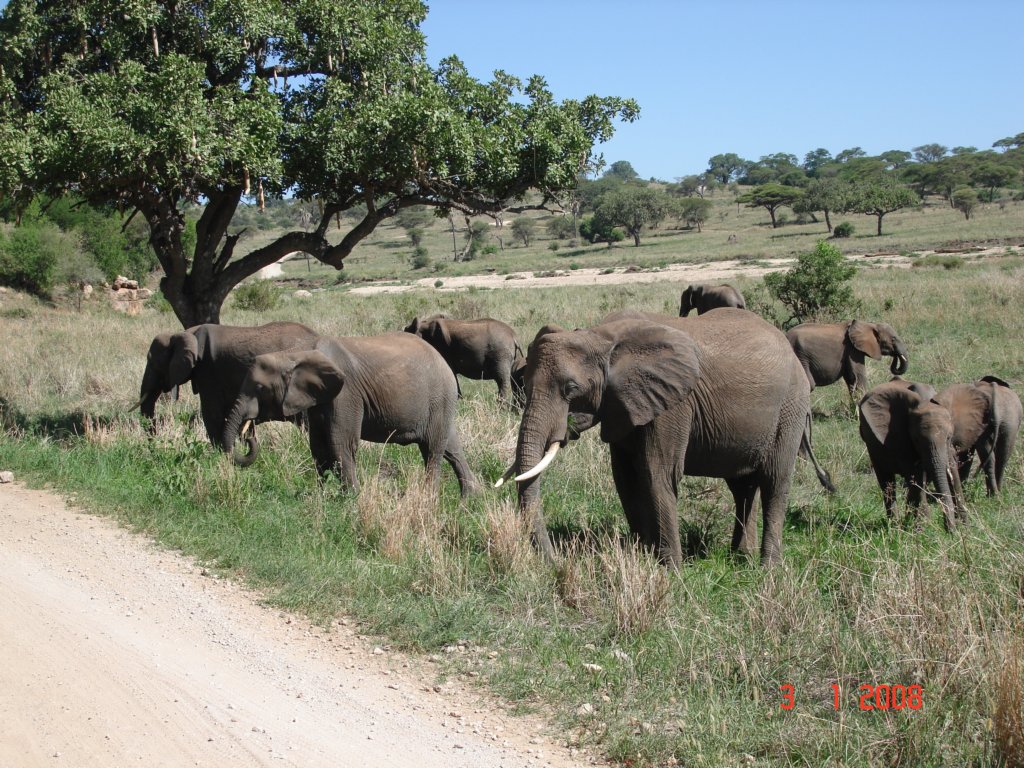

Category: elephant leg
[199, 396, 225, 448]
[442, 428, 480, 497]
[993, 426, 1018, 494]
[311, 404, 359, 491]
[975, 441, 997, 495]
[869, 460, 898, 520]
[417, 443, 444, 490]
[726, 477, 759, 559]
[609, 444, 656, 550]
[905, 472, 926, 528]
[843, 357, 868, 408]
[610, 441, 684, 567]
[758, 473, 792, 565]
[958, 449, 975, 487]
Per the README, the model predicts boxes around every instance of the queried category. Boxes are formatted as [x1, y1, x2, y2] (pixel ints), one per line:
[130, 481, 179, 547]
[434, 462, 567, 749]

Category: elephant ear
[282, 351, 346, 416]
[404, 317, 420, 335]
[168, 331, 200, 386]
[860, 392, 897, 445]
[430, 318, 452, 348]
[597, 321, 701, 443]
[907, 382, 937, 403]
[847, 321, 882, 360]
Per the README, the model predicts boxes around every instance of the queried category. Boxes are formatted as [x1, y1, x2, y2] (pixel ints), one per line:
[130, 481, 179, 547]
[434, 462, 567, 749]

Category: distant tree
[677, 197, 713, 232]
[802, 148, 833, 177]
[951, 188, 979, 220]
[849, 180, 919, 235]
[951, 146, 979, 156]
[741, 153, 805, 186]
[707, 153, 749, 185]
[792, 178, 855, 233]
[993, 133, 1024, 151]
[971, 159, 1018, 201]
[464, 220, 492, 260]
[594, 186, 672, 246]
[834, 157, 888, 183]
[579, 214, 624, 247]
[671, 174, 714, 198]
[546, 215, 577, 241]
[835, 147, 867, 164]
[395, 205, 435, 232]
[929, 155, 974, 205]
[510, 217, 537, 246]
[913, 144, 949, 163]
[605, 160, 640, 182]
[879, 150, 912, 170]
[577, 173, 626, 212]
[736, 183, 805, 228]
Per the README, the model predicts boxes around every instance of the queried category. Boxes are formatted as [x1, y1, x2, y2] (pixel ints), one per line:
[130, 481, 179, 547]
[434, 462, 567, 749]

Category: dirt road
[0, 482, 587, 768]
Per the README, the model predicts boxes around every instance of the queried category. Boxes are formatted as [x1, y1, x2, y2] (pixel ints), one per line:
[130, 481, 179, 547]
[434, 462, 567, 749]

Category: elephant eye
[562, 380, 580, 399]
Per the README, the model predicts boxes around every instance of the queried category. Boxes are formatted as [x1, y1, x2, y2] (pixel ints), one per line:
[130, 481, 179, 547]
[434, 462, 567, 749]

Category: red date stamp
[780, 684, 923, 711]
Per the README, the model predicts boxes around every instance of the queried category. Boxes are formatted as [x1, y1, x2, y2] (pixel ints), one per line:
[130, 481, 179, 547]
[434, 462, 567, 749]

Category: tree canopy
[0, 0, 638, 325]
[736, 183, 804, 228]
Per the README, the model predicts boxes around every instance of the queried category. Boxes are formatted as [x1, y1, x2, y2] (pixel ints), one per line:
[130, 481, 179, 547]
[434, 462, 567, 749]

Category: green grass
[2, 247, 1024, 765]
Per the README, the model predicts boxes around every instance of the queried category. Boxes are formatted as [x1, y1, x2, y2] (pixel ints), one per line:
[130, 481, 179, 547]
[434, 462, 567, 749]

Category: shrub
[0, 220, 77, 297]
[406, 226, 425, 246]
[832, 221, 855, 238]
[546, 216, 576, 240]
[913, 254, 964, 270]
[232, 280, 280, 312]
[548, 242, 559, 252]
[764, 240, 861, 326]
[409, 246, 431, 270]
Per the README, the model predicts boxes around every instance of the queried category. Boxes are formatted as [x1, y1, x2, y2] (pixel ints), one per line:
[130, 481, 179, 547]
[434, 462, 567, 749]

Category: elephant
[222, 333, 480, 497]
[510, 323, 568, 408]
[502, 308, 812, 568]
[404, 315, 524, 402]
[786, 320, 910, 400]
[858, 378, 966, 531]
[138, 322, 320, 450]
[679, 283, 746, 316]
[935, 376, 1022, 495]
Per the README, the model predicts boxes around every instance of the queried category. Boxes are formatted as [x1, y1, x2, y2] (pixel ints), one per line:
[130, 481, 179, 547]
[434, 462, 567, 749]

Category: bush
[832, 221, 855, 238]
[913, 254, 964, 270]
[764, 240, 861, 326]
[546, 215, 576, 240]
[0, 220, 78, 297]
[232, 280, 280, 312]
[409, 246, 431, 270]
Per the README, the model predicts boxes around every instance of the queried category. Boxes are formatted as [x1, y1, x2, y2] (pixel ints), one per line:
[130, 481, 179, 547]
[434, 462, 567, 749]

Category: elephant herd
[138, 281, 1021, 569]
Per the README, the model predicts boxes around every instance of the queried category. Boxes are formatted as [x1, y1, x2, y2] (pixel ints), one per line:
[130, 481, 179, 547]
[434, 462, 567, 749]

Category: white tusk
[494, 465, 516, 488]
[241, 419, 254, 438]
[514, 443, 560, 483]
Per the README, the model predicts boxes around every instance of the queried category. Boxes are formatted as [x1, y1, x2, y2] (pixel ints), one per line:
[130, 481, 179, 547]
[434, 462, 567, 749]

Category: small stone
[372, 646, 384, 655]
[582, 663, 603, 674]
[293, 289, 313, 299]
[0, 471, 13, 483]
[576, 703, 594, 717]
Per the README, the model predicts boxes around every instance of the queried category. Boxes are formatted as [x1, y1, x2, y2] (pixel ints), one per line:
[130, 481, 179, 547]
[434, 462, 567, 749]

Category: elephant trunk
[926, 448, 960, 533]
[223, 396, 260, 467]
[514, 407, 561, 562]
[890, 344, 909, 375]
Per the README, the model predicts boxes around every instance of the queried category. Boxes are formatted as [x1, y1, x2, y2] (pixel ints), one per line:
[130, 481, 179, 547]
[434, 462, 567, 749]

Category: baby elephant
[223, 333, 480, 497]
[935, 376, 1022, 495]
[405, 315, 523, 402]
[859, 378, 966, 531]
[678, 283, 745, 316]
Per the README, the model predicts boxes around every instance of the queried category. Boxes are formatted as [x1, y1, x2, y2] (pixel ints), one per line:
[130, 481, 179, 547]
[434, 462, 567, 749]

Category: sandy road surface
[0, 483, 588, 768]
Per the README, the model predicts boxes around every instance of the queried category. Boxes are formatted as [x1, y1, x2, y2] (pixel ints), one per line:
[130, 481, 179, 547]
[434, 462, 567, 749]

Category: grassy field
[2, 196, 1024, 766]
[240, 187, 1024, 287]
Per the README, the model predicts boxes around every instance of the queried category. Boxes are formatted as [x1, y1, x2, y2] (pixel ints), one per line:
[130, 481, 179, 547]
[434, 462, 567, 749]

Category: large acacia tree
[0, 1, 638, 326]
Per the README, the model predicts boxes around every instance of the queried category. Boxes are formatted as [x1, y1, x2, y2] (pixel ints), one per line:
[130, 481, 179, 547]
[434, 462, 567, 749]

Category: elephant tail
[801, 412, 836, 494]
[513, 339, 524, 361]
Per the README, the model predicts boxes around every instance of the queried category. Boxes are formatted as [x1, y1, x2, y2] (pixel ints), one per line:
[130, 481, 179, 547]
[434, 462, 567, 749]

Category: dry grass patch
[995, 635, 1024, 767]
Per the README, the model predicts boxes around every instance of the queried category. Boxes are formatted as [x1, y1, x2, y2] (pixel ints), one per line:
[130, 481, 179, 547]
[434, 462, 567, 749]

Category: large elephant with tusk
[500, 308, 812, 568]
[138, 322, 320, 452]
[786, 320, 909, 401]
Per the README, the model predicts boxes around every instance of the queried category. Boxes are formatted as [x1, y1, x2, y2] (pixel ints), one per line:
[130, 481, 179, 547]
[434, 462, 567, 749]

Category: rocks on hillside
[110, 275, 152, 315]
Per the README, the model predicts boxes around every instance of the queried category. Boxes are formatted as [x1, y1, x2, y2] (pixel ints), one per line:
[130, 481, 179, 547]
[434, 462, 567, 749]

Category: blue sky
[422, 1, 1024, 180]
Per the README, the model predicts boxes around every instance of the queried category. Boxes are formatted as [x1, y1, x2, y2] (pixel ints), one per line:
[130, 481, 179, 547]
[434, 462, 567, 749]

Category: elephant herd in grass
[138, 281, 1021, 569]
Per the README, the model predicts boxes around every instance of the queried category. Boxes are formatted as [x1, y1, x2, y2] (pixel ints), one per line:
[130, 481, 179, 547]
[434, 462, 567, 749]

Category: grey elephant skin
[405, 315, 523, 401]
[223, 334, 479, 496]
[858, 378, 966, 531]
[678, 283, 746, 316]
[936, 376, 1022, 495]
[139, 322, 320, 447]
[511, 308, 810, 568]
[787, 320, 909, 398]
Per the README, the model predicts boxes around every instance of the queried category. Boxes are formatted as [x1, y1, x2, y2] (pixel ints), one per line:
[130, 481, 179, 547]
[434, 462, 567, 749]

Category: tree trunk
[876, 214, 883, 236]
[824, 209, 833, 233]
[632, 231, 641, 247]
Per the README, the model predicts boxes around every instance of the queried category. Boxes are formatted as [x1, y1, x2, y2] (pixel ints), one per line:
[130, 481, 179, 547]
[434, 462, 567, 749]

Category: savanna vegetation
[3, 4, 1024, 767]
[2, 244, 1024, 766]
